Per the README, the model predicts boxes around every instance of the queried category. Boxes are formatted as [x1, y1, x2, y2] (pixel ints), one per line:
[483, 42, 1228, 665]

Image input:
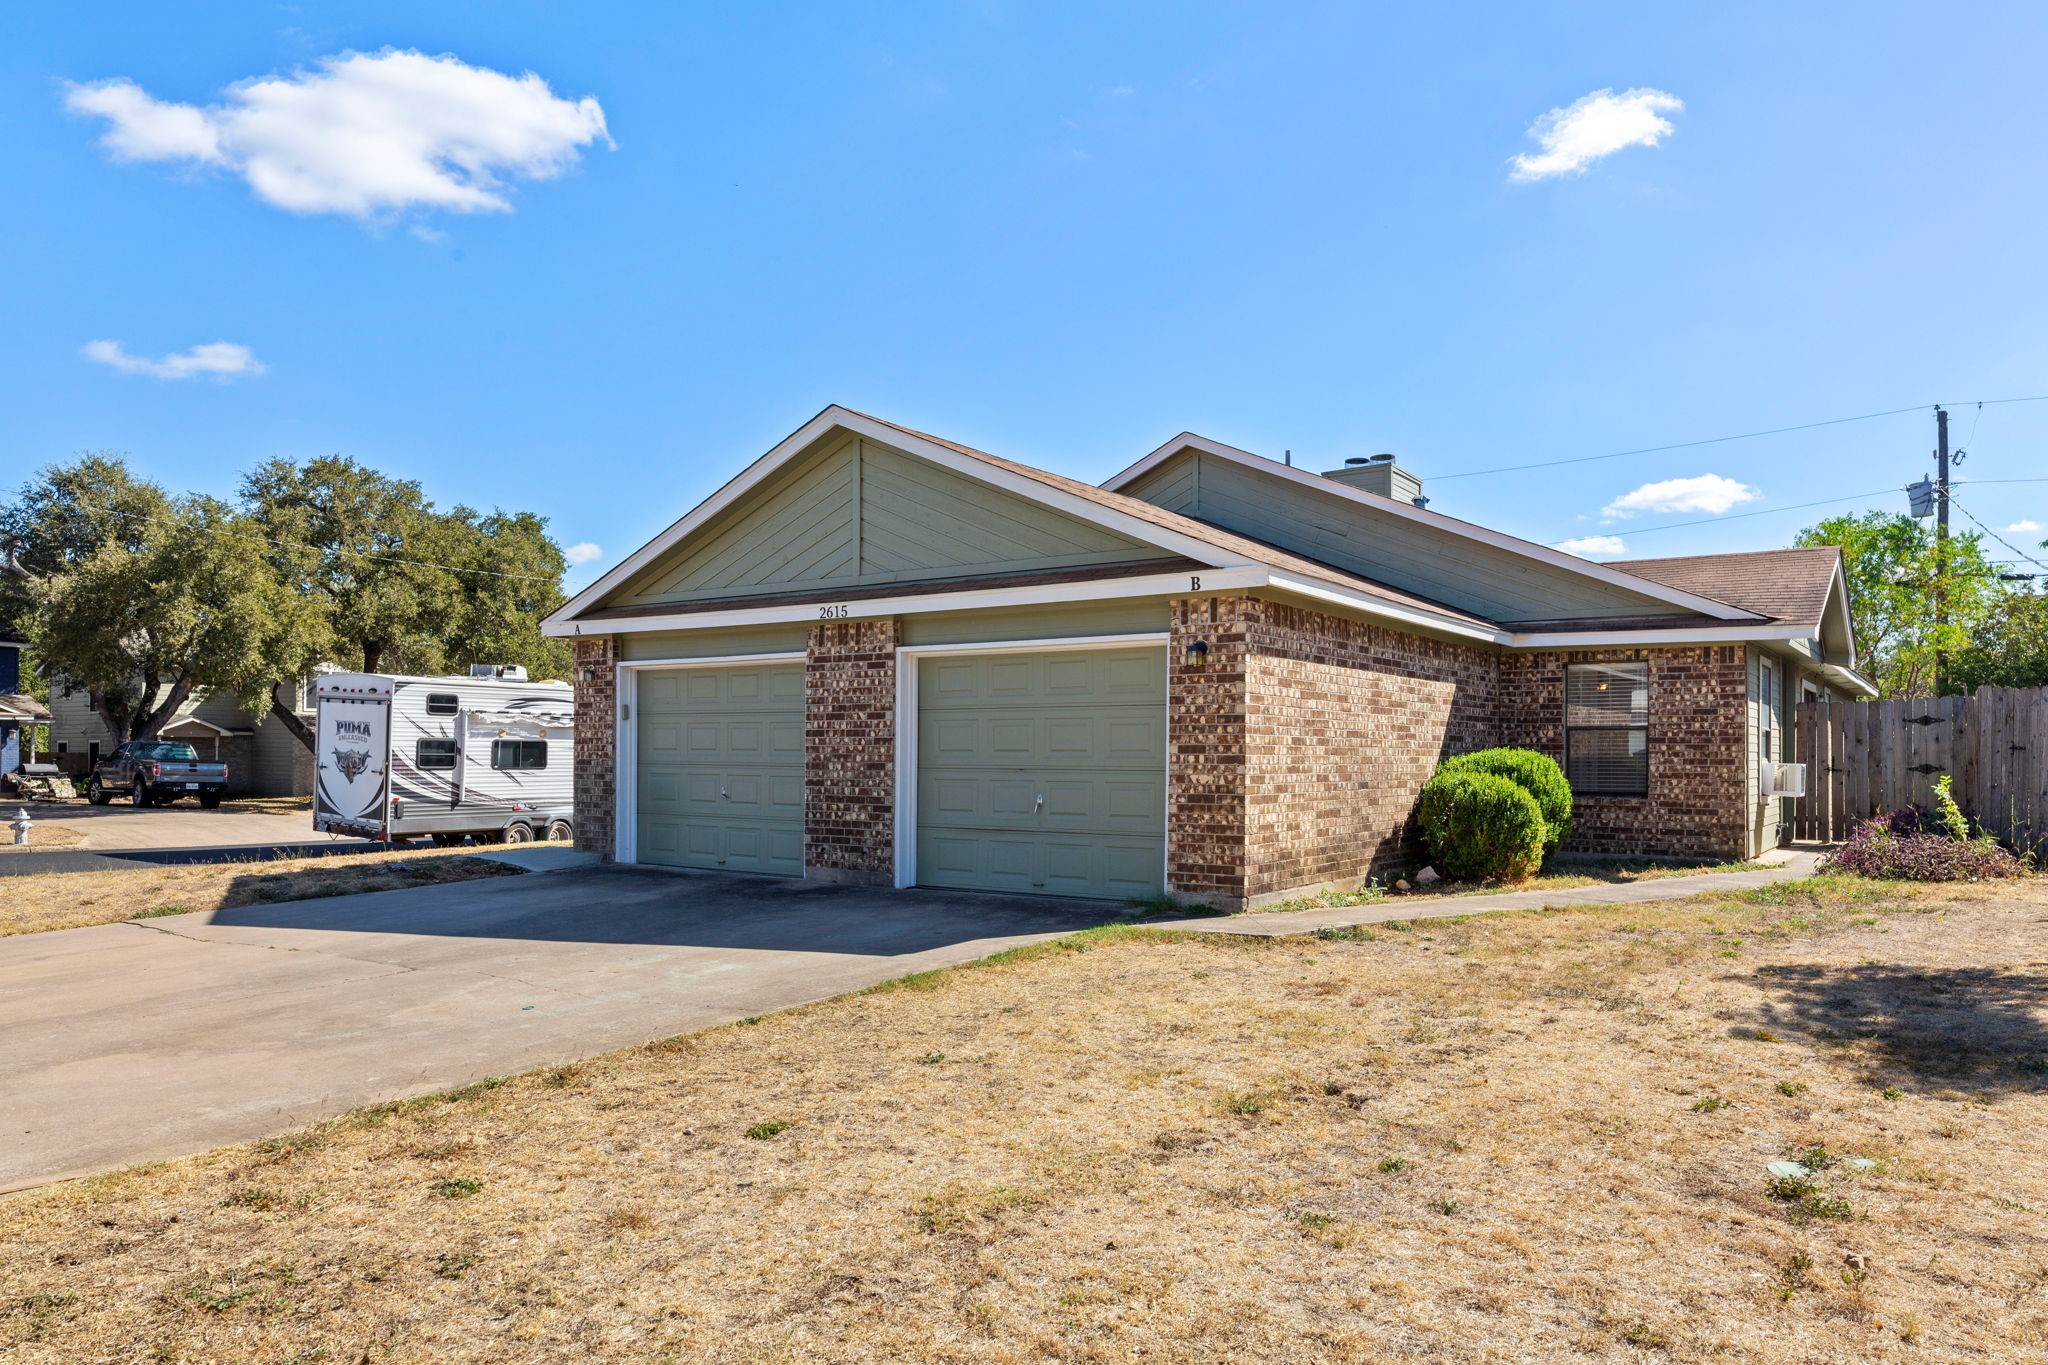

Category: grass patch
[2, 874, 2041, 1362]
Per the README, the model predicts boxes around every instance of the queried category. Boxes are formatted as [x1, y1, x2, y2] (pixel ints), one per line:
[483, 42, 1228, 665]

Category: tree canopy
[3, 453, 572, 749]
[1795, 509, 2012, 697]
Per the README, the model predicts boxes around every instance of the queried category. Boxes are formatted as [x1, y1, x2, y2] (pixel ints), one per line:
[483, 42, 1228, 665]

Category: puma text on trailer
[313, 669, 575, 846]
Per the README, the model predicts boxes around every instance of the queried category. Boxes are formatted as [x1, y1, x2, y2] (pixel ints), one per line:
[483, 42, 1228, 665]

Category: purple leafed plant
[1820, 817, 2026, 882]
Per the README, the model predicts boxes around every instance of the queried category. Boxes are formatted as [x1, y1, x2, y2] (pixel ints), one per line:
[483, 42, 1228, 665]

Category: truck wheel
[198, 792, 222, 810]
[545, 819, 573, 843]
[131, 781, 150, 808]
[504, 822, 535, 844]
[88, 778, 109, 806]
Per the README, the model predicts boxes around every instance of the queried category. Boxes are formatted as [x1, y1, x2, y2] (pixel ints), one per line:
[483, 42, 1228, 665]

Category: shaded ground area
[0, 844, 517, 937]
[3, 875, 2044, 1362]
[0, 867, 1115, 1190]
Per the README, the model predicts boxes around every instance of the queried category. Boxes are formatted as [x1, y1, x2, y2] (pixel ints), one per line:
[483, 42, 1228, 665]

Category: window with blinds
[1565, 662, 1649, 796]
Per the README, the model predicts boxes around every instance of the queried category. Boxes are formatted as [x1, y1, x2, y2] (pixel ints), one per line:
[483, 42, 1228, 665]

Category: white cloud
[1554, 534, 1628, 560]
[1602, 473, 1760, 520]
[63, 48, 610, 219]
[82, 338, 266, 381]
[563, 541, 603, 566]
[1509, 87, 1683, 182]
[2004, 520, 2042, 534]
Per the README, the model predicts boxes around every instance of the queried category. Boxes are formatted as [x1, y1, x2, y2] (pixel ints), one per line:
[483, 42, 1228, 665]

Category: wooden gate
[1794, 687, 2048, 854]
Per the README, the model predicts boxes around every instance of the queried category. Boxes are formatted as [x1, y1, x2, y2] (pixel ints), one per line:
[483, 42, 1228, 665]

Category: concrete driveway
[22, 801, 320, 851]
[0, 801, 374, 876]
[0, 866, 1116, 1191]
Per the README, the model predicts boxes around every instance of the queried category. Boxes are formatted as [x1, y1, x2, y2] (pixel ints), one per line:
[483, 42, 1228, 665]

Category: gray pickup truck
[87, 740, 230, 809]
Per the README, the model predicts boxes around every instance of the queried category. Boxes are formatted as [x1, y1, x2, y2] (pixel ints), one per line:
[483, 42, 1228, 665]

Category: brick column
[572, 635, 617, 861]
[805, 618, 899, 885]
[1167, 595, 1250, 906]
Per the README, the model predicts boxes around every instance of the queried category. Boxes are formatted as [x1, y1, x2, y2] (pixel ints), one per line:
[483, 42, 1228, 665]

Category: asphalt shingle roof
[1609, 546, 1842, 629]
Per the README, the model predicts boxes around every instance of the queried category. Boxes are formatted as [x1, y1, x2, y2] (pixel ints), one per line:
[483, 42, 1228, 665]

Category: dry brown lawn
[3, 876, 2046, 1362]
[0, 822, 86, 853]
[0, 847, 521, 937]
[1251, 856, 1777, 914]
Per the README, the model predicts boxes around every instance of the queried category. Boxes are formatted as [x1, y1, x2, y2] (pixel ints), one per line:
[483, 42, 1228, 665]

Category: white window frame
[1759, 653, 1782, 782]
[612, 652, 807, 866]
[892, 633, 1171, 891]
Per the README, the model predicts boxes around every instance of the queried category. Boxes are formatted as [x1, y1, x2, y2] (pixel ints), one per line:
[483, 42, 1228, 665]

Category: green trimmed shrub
[1418, 770, 1546, 882]
[1437, 748, 1573, 852]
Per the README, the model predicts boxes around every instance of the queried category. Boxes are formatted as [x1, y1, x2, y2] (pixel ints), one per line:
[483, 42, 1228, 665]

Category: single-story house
[45, 678, 319, 797]
[543, 406, 1871, 908]
[0, 621, 51, 776]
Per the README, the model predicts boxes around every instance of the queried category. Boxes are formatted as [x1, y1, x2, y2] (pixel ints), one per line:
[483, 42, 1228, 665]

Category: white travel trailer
[313, 666, 575, 845]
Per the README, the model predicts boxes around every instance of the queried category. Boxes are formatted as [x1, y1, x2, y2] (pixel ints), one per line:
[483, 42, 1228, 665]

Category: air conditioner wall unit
[1759, 760, 1808, 798]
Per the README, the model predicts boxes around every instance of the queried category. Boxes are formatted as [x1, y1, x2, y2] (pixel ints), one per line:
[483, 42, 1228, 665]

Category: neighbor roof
[1610, 547, 1844, 629]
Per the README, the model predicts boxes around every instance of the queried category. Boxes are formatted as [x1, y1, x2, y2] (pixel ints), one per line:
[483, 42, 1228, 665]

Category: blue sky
[7, 2, 2048, 588]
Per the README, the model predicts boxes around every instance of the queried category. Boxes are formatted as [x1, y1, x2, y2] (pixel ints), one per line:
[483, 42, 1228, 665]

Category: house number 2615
[816, 604, 849, 619]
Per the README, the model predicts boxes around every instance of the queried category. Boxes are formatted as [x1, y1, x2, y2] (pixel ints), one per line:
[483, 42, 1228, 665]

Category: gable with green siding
[606, 434, 1176, 610]
[1122, 448, 1688, 624]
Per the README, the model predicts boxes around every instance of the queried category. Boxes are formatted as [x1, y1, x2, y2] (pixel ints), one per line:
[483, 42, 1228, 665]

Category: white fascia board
[1819, 662, 1881, 698]
[546, 406, 1258, 630]
[1262, 574, 1506, 644]
[160, 715, 237, 736]
[1510, 625, 1817, 649]
[1826, 557, 1860, 669]
[545, 566, 1270, 638]
[1104, 434, 1762, 624]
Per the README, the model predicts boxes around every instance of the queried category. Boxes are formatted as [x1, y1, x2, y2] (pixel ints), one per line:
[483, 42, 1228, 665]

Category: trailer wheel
[504, 822, 535, 844]
[198, 791, 222, 810]
[431, 833, 465, 848]
[545, 819, 573, 843]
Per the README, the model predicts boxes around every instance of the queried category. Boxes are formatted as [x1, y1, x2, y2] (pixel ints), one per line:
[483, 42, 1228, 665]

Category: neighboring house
[542, 406, 1872, 908]
[46, 678, 319, 797]
[0, 619, 52, 776]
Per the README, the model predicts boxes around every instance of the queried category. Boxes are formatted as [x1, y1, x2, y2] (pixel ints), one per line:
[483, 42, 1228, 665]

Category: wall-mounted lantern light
[1183, 639, 1210, 669]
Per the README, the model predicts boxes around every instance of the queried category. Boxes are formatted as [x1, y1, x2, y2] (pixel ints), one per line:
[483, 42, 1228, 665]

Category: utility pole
[1934, 405, 1950, 695]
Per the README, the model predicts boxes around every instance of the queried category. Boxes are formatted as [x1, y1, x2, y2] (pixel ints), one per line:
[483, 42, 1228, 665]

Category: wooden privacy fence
[1793, 686, 2048, 853]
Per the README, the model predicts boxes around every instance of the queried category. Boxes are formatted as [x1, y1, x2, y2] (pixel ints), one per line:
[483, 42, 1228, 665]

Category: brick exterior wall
[572, 636, 617, 861]
[804, 619, 899, 885]
[1168, 595, 1498, 905]
[1497, 646, 1749, 860]
[1167, 598, 1251, 900]
[1243, 600, 1498, 899]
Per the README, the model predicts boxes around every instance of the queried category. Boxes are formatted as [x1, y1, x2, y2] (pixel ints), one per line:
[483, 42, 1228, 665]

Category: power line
[1433, 394, 2048, 482]
[1950, 497, 2048, 576]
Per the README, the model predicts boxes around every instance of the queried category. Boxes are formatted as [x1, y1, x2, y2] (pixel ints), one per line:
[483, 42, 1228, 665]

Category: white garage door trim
[892, 632, 1171, 891]
[614, 652, 807, 866]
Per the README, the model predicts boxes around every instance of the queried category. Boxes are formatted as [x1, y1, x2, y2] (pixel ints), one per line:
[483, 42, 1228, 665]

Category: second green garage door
[635, 662, 805, 876]
[915, 645, 1166, 900]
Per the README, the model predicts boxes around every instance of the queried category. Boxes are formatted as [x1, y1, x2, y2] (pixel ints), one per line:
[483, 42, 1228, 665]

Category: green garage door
[916, 646, 1166, 900]
[635, 663, 805, 876]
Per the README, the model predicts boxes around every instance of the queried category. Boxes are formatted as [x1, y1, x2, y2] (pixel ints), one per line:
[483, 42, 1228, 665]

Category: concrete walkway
[1159, 849, 1825, 938]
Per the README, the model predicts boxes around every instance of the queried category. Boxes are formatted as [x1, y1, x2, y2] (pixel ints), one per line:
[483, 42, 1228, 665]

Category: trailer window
[416, 739, 458, 770]
[491, 739, 547, 770]
[425, 693, 459, 716]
